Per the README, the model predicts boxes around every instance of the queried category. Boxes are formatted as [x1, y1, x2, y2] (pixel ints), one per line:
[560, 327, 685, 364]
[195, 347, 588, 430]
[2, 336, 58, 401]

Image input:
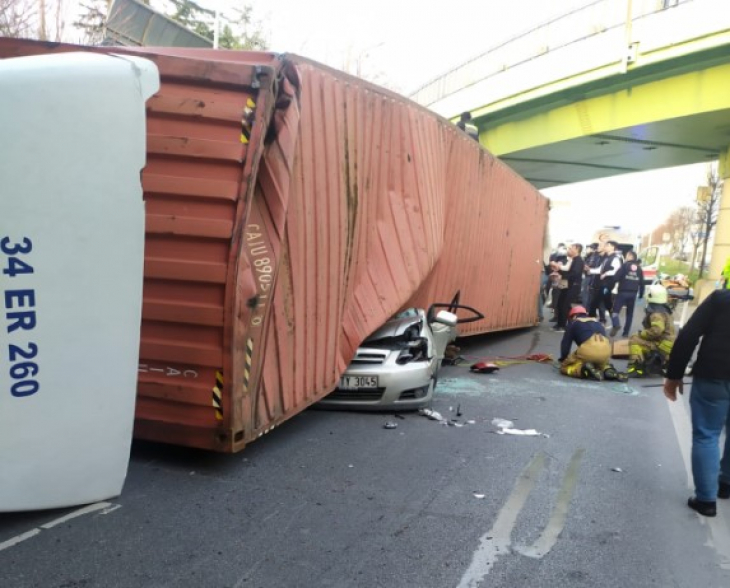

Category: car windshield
[392, 308, 419, 320]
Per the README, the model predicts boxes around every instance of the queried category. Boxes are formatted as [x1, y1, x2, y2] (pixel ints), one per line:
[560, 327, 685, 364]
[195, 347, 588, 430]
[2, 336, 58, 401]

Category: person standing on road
[580, 243, 598, 305]
[558, 305, 627, 381]
[584, 242, 608, 322]
[663, 288, 730, 517]
[610, 250, 645, 337]
[547, 243, 568, 320]
[587, 240, 622, 323]
[552, 243, 584, 331]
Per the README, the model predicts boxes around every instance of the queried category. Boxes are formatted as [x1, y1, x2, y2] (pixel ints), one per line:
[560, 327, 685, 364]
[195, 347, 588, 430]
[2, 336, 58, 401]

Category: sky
[154, 0, 708, 247]
[236, 0, 707, 246]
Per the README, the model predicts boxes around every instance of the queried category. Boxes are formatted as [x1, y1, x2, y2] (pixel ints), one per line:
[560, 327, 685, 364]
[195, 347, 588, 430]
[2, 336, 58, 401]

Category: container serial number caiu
[245, 224, 273, 327]
[2, 236, 39, 398]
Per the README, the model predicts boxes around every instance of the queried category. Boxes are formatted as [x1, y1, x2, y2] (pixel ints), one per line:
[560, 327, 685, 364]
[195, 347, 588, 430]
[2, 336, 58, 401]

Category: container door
[0, 52, 159, 511]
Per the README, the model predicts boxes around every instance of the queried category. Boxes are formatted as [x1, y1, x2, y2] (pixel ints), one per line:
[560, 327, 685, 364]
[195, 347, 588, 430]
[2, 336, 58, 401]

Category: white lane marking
[99, 504, 122, 515]
[458, 449, 585, 587]
[0, 529, 41, 552]
[667, 395, 730, 570]
[0, 501, 118, 553]
[666, 397, 693, 489]
[514, 448, 585, 559]
[41, 502, 113, 529]
[457, 453, 545, 588]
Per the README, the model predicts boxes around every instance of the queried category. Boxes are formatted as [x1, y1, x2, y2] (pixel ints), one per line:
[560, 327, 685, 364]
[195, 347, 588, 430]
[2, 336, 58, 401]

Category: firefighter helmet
[568, 305, 588, 320]
[646, 284, 668, 304]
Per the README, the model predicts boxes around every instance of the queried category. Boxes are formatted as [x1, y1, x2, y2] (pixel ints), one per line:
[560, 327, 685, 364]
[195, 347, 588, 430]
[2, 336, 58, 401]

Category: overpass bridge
[411, 0, 730, 288]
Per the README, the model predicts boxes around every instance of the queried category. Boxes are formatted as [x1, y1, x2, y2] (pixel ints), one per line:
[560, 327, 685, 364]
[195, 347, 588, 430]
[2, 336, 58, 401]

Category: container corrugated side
[0, 40, 547, 453]
[405, 135, 548, 334]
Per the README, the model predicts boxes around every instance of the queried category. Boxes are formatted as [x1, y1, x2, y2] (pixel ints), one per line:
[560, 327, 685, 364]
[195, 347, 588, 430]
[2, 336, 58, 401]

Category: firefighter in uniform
[559, 306, 627, 381]
[627, 284, 675, 377]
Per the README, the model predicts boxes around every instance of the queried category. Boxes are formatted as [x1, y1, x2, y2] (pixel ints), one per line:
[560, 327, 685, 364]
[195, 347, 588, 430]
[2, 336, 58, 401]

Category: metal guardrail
[410, 0, 693, 106]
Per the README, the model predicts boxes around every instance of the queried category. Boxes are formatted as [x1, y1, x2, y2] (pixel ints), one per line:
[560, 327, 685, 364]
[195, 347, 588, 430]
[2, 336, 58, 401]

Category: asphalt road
[2, 319, 729, 588]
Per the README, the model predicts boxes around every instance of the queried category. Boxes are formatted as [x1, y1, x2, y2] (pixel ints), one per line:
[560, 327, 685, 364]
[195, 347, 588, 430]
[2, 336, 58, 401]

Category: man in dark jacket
[580, 243, 598, 305]
[664, 289, 730, 517]
[610, 250, 645, 337]
[587, 241, 622, 323]
[546, 243, 568, 318]
[552, 243, 584, 331]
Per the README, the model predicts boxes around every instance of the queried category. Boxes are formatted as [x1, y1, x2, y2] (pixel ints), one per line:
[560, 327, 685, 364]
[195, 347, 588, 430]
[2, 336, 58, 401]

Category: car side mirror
[433, 310, 458, 327]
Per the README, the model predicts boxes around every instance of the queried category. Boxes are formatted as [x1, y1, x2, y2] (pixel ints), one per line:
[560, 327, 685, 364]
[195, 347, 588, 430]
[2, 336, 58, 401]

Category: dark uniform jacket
[666, 289, 730, 380]
[598, 252, 622, 291]
[584, 251, 602, 289]
[614, 259, 645, 297]
[560, 255, 584, 289]
[560, 317, 607, 361]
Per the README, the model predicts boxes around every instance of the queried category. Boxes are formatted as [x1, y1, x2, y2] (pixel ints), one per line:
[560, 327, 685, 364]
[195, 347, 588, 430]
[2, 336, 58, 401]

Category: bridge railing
[410, 0, 692, 108]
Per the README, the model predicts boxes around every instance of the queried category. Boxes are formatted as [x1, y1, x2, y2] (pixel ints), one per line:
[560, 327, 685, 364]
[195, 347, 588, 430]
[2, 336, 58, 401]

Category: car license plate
[339, 376, 378, 390]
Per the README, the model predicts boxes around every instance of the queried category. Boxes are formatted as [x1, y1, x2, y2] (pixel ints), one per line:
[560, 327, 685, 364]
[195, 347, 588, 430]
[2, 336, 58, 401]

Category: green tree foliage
[166, 0, 267, 49]
[74, 0, 112, 45]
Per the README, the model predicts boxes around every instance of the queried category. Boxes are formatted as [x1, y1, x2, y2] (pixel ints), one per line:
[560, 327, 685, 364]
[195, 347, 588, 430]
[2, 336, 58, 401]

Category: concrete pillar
[708, 148, 730, 283]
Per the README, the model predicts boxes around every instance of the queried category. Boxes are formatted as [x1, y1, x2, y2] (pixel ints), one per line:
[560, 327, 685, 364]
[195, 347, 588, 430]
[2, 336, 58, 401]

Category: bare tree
[690, 165, 723, 278]
[1, 0, 36, 37]
[36, 0, 67, 42]
[340, 43, 399, 91]
[666, 206, 694, 258]
[2, 0, 69, 41]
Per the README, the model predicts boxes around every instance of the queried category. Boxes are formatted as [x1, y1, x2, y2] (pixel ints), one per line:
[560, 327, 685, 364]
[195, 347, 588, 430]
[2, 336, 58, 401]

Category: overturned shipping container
[0, 39, 548, 452]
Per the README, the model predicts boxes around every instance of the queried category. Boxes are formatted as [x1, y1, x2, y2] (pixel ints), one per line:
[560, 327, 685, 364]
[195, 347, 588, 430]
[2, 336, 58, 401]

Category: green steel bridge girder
[472, 46, 730, 190]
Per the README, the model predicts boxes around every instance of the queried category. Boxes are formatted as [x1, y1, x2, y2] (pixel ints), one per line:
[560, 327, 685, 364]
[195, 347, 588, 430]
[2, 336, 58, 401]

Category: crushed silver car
[319, 295, 483, 410]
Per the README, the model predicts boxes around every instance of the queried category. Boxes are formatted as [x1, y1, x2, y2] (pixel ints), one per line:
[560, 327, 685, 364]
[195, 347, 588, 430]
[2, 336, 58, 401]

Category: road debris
[473, 493, 486, 499]
[383, 421, 398, 429]
[470, 362, 500, 374]
[611, 467, 623, 473]
[491, 418, 514, 429]
[498, 428, 542, 436]
[492, 417, 547, 437]
[419, 408, 445, 422]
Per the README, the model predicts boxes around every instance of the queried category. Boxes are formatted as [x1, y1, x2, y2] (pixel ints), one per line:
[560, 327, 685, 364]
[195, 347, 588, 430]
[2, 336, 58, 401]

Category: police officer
[558, 305, 627, 381]
[587, 241, 622, 323]
[627, 284, 675, 377]
[580, 243, 598, 305]
[610, 250, 645, 337]
[552, 243, 584, 331]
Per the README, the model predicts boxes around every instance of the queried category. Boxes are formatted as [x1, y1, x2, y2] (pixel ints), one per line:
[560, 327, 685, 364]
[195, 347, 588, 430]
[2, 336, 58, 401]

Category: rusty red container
[0, 40, 547, 452]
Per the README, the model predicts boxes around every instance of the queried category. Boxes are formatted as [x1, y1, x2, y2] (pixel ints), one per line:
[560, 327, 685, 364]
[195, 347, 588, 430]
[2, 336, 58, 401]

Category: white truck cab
[0, 52, 158, 511]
